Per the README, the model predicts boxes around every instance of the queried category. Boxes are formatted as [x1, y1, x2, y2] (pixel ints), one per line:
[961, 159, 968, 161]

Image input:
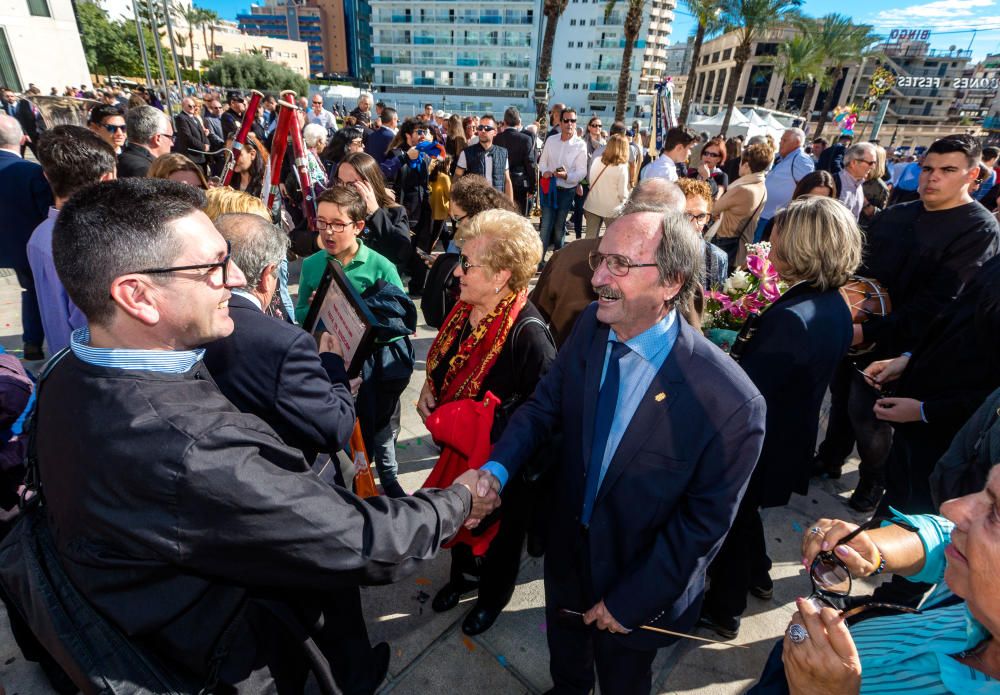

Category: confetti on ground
[416, 438, 423, 445]
[462, 636, 476, 652]
[496, 655, 508, 667]
[414, 577, 431, 586]
[791, 521, 803, 533]
[412, 590, 430, 604]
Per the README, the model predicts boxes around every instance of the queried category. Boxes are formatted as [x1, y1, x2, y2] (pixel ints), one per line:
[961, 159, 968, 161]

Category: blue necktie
[581, 341, 630, 526]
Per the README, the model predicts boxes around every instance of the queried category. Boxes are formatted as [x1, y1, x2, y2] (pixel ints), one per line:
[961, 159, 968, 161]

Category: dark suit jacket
[15, 99, 43, 140]
[494, 127, 537, 191]
[117, 143, 155, 178]
[490, 306, 765, 648]
[365, 126, 394, 164]
[0, 150, 53, 268]
[202, 294, 355, 463]
[818, 143, 846, 175]
[173, 111, 208, 164]
[204, 114, 225, 150]
[737, 283, 852, 507]
[529, 238, 598, 348]
[221, 109, 241, 142]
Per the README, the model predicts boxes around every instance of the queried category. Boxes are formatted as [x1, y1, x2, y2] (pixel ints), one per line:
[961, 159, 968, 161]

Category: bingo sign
[889, 29, 931, 41]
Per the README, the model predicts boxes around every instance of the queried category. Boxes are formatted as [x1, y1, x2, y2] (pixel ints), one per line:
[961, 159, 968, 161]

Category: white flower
[724, 269, 750, 293]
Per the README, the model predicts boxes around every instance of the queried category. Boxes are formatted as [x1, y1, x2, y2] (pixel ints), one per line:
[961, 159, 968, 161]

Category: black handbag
[0, 351, 236, 694]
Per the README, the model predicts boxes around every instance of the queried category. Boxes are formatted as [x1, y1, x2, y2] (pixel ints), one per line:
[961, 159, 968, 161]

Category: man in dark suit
[220, 90, 245, 142]
[201, 212, 390, 693]
[0, 114, 52, 360]
[495, 106, 537, 216]
[118, 105, 173, 178]
[365, 106, 396, 166]
[481, 209, 766, 693]
[203, 97, 226, 177]
[2, 87, 45, 158]
[173, 97, 209, 170]
[817, 134, 852, 175]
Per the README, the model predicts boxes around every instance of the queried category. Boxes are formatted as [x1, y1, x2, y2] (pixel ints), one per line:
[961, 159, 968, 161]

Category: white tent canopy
[689, 108, 752, 137]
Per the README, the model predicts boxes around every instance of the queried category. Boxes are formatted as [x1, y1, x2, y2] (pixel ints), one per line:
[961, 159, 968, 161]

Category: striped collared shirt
[69, 326, 204, 373]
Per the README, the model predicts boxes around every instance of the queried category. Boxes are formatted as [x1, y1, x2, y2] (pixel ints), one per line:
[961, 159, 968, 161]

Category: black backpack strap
[21, 348, 71, 511]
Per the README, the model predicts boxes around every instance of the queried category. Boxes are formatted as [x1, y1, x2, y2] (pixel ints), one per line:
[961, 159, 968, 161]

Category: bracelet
[871, 543, 886, 575]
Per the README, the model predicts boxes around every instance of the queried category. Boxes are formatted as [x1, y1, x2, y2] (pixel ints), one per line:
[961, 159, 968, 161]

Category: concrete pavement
[0, 255, 878, 694]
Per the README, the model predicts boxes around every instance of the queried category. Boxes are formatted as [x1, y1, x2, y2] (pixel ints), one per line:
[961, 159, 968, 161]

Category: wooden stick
[559, 610, 748, 648]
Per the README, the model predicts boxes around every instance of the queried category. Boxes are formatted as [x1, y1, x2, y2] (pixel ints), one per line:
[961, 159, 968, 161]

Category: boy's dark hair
[37, 125, 117, 200]
[88, 103, 124, 125]
[928, 134, 982, 169]
[982, 146, 999, 161]
[664, 127, 698, 152]
[317, 185, 367, 223]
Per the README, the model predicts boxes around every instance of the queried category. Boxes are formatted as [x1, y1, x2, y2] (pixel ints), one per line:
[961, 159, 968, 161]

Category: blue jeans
[539, 186, 577, 256]
[277, 258, 296, 325]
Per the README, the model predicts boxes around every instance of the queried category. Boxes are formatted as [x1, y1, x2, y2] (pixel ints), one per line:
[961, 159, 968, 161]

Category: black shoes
[749, 575, 774, 601]
[811, 454, 842, 480]
[372, 641, 391, 689]
[697, 611, 740, 640]
[462, 603, 503, 636]
[23, 343, 44, 361]
[431, 580, 478, 613]
[848, 481, 884, 513]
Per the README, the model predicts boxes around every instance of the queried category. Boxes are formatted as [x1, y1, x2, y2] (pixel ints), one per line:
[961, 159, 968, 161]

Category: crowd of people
[0, 80, 997, 695]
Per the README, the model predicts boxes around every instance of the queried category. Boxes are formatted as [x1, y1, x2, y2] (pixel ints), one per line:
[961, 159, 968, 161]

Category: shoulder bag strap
[588, 163, 610, 190]
[21, 348, 71, 510]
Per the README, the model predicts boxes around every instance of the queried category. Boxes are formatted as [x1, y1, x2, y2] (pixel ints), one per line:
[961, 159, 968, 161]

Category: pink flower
[746, 253, 768, 279]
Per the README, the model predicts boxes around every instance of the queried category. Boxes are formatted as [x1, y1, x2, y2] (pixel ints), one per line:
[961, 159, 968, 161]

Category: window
[564, 82, 570, 88]
[590, 19, 596, 25]
[26, 0, 50, 16]
[722, 48, 732, 60]
[575, 63, 581, 69]
[566, 62, 572, 68]
[570, 19, 576, 25]
[0, 28, 19, 91]
[573, 83, 579, 89]
[577, 41, 583, 47]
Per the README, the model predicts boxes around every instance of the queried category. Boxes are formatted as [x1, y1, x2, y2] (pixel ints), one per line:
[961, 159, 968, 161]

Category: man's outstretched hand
[453, 469, 501, 528]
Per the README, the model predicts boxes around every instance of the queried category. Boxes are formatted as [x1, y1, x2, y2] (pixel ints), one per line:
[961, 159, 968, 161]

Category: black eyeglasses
[458, 254, 483, 273]
[129, 240, 232, 285]
[702, 150, 722, 158]
[562, 118, 577, 123]
[102, 123, 127, 134]
[476, 124, 495, 132]
[316, 219, 357, 233]
[588, 251, 657, 277]
[415, 129, 427, 136]
[809, 517, 921, 619]
[158, 131, 177, 143]
[589, 122, 602, 128]
[686, 212, 711, 225]
[449, 213, 468, 226]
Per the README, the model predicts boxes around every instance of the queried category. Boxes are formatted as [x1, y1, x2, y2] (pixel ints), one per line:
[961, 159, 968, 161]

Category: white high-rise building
[0, 0, 90, 91]
[548, 0, 675, 120]
[370, 0, 541, 117]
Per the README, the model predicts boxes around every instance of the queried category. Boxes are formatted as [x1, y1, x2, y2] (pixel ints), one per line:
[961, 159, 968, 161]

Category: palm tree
[178, 3, 202, 71]
[769, 34, 822, 111]
[535, 0, 569, 121]
[678, 0, 724, 125]
[716, 0, 802, 137]
[798, 14, 880, 138]
[197, 7, 220, 62]
[604, 0, 646, 122]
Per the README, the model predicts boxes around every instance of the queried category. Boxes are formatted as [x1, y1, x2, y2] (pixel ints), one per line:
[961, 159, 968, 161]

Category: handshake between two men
[452, 468, 502, 529]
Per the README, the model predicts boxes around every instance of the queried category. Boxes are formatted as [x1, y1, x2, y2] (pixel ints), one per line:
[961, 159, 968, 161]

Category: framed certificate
[302, 259, 377, 377]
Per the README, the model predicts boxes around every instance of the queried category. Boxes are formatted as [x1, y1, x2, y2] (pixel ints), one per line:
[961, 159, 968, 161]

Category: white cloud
[868, 0, 1000, 27]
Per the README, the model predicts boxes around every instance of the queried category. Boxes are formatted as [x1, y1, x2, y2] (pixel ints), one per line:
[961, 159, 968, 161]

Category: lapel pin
[655, 392, 667, 402]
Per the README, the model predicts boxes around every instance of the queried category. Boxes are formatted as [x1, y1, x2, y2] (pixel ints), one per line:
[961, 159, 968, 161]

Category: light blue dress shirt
[69, 327, 205, 373]
[484, 310, 679, 490]
[26, 207, 87, 353]
[761, 148, 815, 220]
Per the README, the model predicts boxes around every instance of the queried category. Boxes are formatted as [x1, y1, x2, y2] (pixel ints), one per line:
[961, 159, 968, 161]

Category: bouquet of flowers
[703, 242, 784, 351]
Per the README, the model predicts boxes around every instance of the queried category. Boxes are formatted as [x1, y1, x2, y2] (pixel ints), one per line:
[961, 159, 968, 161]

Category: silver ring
[788, 623, 809, 644]
[809, 526, 824, 536]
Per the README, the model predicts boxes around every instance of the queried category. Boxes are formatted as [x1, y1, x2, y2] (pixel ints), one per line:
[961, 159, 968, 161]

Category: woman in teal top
[759, 465, 1000, 694]
[295, 186, 410, 498]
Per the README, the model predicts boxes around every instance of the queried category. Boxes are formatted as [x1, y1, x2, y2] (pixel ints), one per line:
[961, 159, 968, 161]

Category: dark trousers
[816, 360, 893, 487]
[449, 474, 532, 611]
[512, 178, 531, 217]
[714, 236, 740, 272]
[406, 202, 434, 295]
[703, 488, 770, 621]
[571, 183, 588, 238]
[13, 266, 44, 347]
[746, 640, 790, 695]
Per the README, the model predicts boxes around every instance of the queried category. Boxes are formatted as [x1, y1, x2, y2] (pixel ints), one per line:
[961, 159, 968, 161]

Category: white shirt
[838, 169, 866, 220]
[456, 145, 509, 190]
[761, 148, 814, 219]
[538, 133, 589, 189]
[640, 153, 678, 182]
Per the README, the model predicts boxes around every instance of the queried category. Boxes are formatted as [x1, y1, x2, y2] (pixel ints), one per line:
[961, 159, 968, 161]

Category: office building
[547, 0, 675, 118]
[239, 0, 351, 78]
[370, 0, 540, 116]
[174, 26, 311, 76]
[0, 0, 90, 91]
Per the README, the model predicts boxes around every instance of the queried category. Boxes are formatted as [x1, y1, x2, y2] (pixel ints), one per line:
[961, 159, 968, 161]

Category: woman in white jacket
[583, 134, 631, 238]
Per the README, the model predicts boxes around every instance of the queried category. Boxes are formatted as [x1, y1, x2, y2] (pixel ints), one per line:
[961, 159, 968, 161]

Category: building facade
[370, 0, 540, 116]
[239, 0, 353, 78]
[174, 26, 311, 77]
[547, 0, 675, 119]
[0, 0, 90, 91]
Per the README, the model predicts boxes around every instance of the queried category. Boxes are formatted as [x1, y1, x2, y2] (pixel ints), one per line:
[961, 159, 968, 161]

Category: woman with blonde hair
[860, 144, 890, 228]
[147, 153, 209, 189]
[700, 196, 862, 640]
[582, 133, 631, 238]
[419, 209, 556, 637]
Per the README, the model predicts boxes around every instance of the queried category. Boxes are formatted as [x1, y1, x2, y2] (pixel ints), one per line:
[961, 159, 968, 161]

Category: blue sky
[203, 0, 1000, 61]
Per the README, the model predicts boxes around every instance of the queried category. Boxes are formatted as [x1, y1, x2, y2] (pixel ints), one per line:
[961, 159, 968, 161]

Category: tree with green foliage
[204, 54, 308, 95]
[717, 0, 802, 136]
[678, 0, 724, 125]
[769, 34, 824, 112]
[76, 1, 141, 80]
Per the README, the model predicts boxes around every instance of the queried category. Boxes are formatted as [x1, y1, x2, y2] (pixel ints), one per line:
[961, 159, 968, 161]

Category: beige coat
[711, 171, 767, 266]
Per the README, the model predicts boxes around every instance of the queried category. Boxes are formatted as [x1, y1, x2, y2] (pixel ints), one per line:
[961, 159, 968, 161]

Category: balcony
[983, 115, 1000, 129]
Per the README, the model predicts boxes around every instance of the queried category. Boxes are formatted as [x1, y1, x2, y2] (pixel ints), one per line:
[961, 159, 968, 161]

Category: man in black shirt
[220, 90, 246, 142]
[816, 134, 1000, 511]
[494, 106, 537, 216]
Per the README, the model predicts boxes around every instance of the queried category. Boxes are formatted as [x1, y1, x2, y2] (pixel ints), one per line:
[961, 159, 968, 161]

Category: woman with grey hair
[301, 123, 329, 189]
[701, 196, 862, 640]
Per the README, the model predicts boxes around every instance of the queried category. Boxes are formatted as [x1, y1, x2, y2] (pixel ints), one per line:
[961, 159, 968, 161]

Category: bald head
[620, 178, 686, 215]
[0, 114, 24, 151]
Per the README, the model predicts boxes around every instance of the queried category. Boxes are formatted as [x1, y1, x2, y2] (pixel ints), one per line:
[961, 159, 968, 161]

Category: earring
[494, 287, 500, 294]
